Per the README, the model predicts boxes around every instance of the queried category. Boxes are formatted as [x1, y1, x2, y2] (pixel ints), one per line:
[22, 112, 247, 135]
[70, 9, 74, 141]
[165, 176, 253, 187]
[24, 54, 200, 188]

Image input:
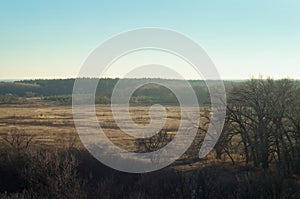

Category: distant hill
[0, 78, 208, 105]
[0, 79, 22, 82]
[0, 78, 298, 105]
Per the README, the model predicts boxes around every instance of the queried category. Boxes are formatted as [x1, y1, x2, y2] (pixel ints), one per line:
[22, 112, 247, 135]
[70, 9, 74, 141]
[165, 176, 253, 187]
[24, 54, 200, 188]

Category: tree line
[0, 78, 210, 105]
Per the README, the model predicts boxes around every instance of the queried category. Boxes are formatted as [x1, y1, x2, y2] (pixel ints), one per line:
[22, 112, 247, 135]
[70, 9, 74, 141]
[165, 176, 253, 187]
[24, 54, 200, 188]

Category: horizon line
[0, 76, 299, 82]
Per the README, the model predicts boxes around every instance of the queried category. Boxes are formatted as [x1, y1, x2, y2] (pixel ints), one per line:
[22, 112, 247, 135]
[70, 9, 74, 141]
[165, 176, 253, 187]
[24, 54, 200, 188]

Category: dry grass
[1, 99, 300, 198]
[0, 100, 78, 149]
[0, 99, 206, 159]
[0, 99, 231, 173]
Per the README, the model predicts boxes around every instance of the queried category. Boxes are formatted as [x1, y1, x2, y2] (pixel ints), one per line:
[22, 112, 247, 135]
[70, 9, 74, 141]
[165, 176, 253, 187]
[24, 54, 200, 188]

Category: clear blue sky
[0, 0, 299, 79]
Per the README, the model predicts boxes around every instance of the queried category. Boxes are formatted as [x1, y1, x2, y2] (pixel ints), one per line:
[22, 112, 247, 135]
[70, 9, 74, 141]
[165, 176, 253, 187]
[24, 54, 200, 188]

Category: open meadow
[0, 99, 213, 168]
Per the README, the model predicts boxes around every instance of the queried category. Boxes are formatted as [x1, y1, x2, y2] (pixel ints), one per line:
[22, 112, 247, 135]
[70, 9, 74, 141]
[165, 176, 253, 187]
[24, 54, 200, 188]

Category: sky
[0, 0, 299, 80]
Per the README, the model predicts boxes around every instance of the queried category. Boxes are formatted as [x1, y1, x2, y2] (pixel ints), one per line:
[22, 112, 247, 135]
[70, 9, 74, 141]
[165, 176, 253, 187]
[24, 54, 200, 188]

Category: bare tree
[224, 78, 300, 173]
[1, 128, 35, 151]
[135, 129, 173, 163]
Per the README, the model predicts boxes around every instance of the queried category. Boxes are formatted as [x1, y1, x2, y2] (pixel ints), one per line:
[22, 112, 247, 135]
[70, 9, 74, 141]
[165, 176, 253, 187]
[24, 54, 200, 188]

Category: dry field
[2, 99, 297, 198]
[0, 100, 78, 149]
[0, 99, 212, 167]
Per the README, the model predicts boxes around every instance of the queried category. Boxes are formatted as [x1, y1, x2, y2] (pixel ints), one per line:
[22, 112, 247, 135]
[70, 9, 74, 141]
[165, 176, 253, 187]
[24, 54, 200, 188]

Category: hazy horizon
[0, 76, 299, 83]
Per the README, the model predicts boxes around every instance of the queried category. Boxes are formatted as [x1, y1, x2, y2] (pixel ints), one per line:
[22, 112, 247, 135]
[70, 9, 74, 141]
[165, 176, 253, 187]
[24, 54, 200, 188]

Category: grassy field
[0, 99, 78, 149]
[0, 99, 212, 166]
[1, 97, 299, 198]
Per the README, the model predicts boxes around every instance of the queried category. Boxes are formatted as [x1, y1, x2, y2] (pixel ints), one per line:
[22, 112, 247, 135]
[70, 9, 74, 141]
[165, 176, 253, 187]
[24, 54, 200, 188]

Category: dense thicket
[1, 146, 299, 199]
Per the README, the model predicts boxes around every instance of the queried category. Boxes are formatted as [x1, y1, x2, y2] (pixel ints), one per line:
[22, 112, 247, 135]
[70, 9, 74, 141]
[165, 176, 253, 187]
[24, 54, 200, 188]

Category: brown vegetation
[0, 78, 300, 198]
